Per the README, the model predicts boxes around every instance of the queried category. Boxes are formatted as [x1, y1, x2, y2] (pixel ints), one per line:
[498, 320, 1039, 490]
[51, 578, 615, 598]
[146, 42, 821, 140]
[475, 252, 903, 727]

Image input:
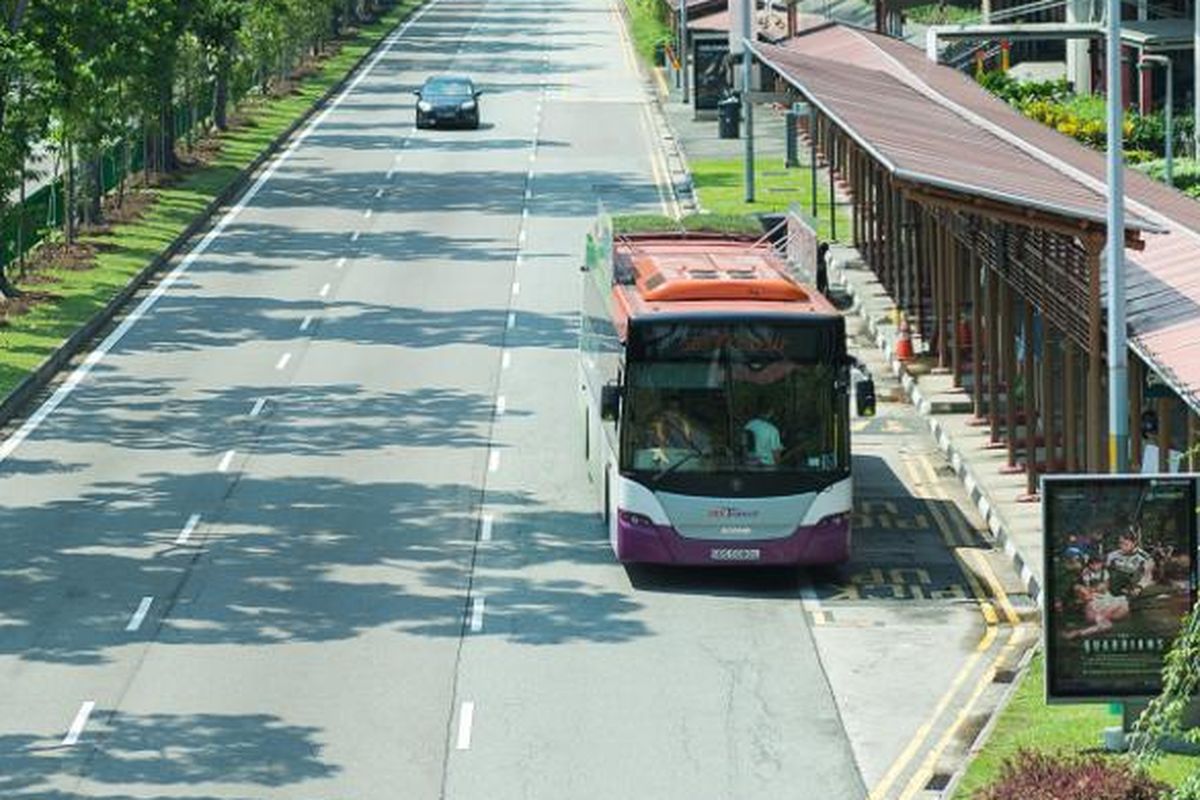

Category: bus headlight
[618, 510, 656, 529]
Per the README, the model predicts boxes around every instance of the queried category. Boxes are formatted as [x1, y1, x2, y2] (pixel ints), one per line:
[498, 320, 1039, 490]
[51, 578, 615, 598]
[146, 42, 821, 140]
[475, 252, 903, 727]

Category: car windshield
[424, 79, 473, 96]
[620, 321, 848, 479]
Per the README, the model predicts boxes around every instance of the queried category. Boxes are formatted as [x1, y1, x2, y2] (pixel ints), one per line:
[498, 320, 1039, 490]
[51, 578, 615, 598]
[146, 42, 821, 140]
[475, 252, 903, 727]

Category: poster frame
[1042, 472, 1199, 704]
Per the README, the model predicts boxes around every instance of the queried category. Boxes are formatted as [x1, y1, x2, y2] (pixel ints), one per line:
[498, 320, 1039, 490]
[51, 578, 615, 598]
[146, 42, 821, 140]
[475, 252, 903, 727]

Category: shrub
[974, 750, 1170, 800]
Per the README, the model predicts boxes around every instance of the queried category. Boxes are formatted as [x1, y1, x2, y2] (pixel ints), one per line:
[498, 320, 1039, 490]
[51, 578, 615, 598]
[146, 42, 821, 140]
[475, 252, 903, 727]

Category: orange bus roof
[620, 236, 809, 303]
[609, 235, 839, 333]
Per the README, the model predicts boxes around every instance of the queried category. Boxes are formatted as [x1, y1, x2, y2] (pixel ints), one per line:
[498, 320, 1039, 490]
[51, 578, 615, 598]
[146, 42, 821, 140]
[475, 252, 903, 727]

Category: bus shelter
[748, 25, 1200, 498]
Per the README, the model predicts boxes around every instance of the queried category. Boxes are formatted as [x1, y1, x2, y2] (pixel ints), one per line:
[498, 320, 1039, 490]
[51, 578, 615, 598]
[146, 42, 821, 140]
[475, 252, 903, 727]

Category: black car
[414, 75, 481, 129]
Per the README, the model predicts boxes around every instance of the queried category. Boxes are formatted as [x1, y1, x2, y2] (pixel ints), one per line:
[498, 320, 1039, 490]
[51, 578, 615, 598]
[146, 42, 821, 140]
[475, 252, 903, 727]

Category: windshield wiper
[648, 448, 705, 485]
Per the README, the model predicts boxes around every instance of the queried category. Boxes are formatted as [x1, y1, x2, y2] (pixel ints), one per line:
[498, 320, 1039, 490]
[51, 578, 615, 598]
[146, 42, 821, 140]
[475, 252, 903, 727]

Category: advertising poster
[1044, 475, 1198, 700]
[693, 38, 729, 111]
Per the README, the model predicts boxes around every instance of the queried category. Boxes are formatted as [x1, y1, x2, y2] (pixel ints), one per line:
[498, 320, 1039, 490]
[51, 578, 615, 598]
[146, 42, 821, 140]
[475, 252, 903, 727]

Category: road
[0, 0, 1031, 797]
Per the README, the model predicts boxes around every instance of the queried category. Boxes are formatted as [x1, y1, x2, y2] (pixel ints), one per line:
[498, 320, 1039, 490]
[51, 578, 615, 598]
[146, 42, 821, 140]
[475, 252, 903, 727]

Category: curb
[0, 4, 418, 434]
[839, 260, 1044, 605]
[610, 0, 698, 214]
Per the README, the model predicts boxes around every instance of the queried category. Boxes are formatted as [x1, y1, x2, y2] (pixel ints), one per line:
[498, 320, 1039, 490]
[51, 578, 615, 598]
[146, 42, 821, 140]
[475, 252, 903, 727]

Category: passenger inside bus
[742, 399, 783, 467]
[641, 394, 713, 465]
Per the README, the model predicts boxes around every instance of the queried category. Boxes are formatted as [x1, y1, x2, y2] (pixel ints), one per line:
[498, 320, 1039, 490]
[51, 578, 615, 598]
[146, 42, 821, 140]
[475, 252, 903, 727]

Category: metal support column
[1130, 355, 1143, 470]
[1024, 302, 1038, 496]
[972, 248, 984, 418]
[988, 266, 1001, 441]
[1065, 341, 1078, 471]
[1105, 0, 1129, 472]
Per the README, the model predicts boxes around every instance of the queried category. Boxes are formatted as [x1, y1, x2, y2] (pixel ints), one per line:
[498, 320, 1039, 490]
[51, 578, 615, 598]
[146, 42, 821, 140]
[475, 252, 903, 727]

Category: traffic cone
[895, 314, 914, 362]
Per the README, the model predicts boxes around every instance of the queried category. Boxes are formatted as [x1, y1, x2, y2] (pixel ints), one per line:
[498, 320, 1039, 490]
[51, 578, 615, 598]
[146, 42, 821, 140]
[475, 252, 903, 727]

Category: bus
[578, 213, 875, 566]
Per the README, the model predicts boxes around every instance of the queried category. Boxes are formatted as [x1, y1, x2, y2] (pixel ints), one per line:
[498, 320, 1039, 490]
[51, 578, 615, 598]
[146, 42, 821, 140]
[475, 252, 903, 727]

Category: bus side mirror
[601, 384, 622, 422]
[856, 377, 877, 418]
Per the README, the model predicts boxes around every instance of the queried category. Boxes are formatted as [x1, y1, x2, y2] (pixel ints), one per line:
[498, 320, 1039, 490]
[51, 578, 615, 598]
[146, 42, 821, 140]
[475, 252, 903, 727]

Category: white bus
[579, 215, 874, 565]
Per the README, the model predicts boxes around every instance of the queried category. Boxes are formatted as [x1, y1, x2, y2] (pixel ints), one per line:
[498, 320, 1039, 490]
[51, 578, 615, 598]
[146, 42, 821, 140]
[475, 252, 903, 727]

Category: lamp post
[1138, 54, 1173, 186]
[742, 0, 754, 202]
[1106, 0, 1128, 473]
[680, 0, 689, 104]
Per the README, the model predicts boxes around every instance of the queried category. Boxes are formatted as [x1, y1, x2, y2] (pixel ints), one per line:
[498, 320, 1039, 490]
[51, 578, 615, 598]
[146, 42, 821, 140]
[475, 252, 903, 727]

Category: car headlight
[459, 100, 476, 111]
[417, 100, 432, 112]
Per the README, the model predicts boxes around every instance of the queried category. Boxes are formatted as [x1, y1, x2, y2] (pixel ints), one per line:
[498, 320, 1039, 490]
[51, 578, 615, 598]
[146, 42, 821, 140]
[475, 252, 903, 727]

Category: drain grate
[993, 668, 1017, 684]
[926, 773, 952, 791]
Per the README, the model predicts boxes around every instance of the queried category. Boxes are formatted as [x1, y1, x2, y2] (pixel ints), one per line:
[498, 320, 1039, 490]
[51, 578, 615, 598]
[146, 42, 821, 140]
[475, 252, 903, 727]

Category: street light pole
[1139, 54, 1173, 185]
[1194, 2, 1199, 157]
[1106, 0, 1128, 472]
[742, 0, 754, 203]
[680, 0, 689, 105]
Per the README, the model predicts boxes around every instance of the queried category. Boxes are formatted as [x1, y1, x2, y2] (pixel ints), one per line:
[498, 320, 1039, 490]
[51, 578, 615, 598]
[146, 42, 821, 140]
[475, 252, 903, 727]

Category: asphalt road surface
[0, 0, 1031, 797]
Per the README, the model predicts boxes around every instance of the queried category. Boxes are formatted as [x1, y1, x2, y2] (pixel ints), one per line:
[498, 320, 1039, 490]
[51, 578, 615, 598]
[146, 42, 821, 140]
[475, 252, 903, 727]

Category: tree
[192, 0, 245, 131]
[0, 0, 49, 298]
[1133, 602, 1200, 799]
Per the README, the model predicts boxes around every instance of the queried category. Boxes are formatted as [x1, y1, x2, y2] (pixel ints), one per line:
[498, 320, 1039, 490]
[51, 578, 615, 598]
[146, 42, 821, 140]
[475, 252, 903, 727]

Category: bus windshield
[621, 320, 848, 494]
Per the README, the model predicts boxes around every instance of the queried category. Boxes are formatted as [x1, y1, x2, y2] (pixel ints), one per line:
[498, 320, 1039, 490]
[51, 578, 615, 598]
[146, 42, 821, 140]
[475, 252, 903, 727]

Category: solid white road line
[276, 352, 292, 371]
[501, 351, 511, 370]
[518, 229, 527, 245]
[507, 312, 516, 329]
[125, 596, 153, 632]
[488, 450, 500, 473]
[480, 513, 493, 542]
[511, 282, 520, 296]
[63, 701, 96, 746]
[217, 449, 236, 473]
[456, 702, 475, 750]
[300, 315, 314, 332]
[470, 596, 485, 632]
[319, 283, 331, 298]
[249, 397, 267, 417]
[496, 395, 507, 416]
[175, 513, 201, 545]
[0, 0, 444, 468]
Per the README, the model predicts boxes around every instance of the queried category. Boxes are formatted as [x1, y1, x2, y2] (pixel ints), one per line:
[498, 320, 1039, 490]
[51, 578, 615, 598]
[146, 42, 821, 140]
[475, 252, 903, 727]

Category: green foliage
[1134, 158, 1200, 196]
[905, 2, 981, 25]
[624, 0, 672, 64]
[613, 213, 766, 235]
[975, 69, 1189, 161]
[1133, 604, 1200, 799]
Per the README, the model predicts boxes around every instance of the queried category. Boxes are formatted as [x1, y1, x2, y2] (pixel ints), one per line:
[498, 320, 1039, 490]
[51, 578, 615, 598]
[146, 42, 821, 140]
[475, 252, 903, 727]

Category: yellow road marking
[897, 626, 1026, 800]
[918, 454, 976, 546]
[869, 454, 1017, 798]
[867, 624, 998, 800]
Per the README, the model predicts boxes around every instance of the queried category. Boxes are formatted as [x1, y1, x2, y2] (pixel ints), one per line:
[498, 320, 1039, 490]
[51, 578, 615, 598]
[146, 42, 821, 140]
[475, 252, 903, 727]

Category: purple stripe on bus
[615, 513, 851, 566]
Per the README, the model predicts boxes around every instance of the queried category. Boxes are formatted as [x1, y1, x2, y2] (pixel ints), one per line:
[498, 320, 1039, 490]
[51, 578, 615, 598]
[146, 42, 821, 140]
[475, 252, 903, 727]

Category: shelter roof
[759, 23, 1200, 412]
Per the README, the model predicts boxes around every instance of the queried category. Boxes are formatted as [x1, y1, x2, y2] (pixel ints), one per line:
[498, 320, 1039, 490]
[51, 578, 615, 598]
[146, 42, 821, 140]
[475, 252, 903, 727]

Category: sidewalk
[650, 69, 1046, 603]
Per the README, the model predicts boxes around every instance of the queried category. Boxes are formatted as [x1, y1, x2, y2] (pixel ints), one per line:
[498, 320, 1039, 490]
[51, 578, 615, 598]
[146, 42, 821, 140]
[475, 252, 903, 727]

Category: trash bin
[718, 95, 740, 139]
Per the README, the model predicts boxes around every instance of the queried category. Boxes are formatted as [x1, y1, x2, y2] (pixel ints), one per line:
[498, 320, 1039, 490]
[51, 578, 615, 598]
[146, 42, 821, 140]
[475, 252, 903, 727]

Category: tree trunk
[215, 59, 230, 131]
[0, 263, 20, 300]
[17, 153, 26, 279]
[161, 98, 178, 173]
[64, 140, 76, 245]
[88, 155, 103, 225]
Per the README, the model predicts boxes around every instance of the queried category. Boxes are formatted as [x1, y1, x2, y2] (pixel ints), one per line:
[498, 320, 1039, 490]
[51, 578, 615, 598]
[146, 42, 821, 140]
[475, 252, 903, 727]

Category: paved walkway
[652, 65, 1046, 602]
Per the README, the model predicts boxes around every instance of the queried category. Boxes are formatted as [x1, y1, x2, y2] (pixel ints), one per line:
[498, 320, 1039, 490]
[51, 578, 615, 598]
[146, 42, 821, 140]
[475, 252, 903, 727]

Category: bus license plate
[711, 548, 761, 562]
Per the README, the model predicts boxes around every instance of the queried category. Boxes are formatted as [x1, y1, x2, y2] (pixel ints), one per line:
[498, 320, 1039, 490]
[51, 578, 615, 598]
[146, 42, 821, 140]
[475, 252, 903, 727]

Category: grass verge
[623, 0, 671, 64]
[952, 651, 1199, 798]
[690, 156, 853, 241]
[0, 1, 420, 402]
